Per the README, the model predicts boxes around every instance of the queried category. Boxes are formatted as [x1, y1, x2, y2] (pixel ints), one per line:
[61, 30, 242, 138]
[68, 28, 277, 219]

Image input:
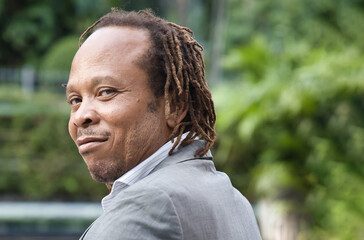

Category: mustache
[77, 129, 111, 138]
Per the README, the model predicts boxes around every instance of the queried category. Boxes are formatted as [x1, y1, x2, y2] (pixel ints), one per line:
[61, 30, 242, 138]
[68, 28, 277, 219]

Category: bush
[0, 87, 108, 201]
[213, 45, 364, 239]
[41, 35, 79, 71]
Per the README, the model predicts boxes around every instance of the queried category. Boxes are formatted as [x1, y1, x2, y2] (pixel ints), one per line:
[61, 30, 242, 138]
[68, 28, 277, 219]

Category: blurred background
[1, 0, 364, 239]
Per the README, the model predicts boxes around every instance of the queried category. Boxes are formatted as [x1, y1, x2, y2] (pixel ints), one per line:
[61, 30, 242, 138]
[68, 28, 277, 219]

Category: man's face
[67, 26, 171, 184]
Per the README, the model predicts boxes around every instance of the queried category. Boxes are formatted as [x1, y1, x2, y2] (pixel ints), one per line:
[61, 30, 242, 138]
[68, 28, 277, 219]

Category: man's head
[67, 9, 216, 184]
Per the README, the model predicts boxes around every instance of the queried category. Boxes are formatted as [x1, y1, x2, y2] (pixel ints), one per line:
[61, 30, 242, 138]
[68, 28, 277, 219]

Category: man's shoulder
[124, 157, 243, 212]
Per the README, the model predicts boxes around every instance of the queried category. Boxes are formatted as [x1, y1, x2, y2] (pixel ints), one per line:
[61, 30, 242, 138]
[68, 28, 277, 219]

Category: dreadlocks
[79, 9, 216, 157]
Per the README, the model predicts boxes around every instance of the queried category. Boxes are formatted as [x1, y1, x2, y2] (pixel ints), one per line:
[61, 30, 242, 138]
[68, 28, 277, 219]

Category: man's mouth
[76, 137, 108, 154]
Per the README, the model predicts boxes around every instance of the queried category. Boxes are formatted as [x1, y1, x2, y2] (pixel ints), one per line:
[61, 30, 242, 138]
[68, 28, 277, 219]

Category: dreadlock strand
[167, 22, 194, 37]
[183, 69, 191, 108]
[172, 34, 184, 87]
[168, 124, 186, 155]
[180, 131, 197, 148]
[180, 44, 215, 153]
[166, 33, 183, 95]
[189, 106, 210, 140]
[162, 41, 172, 117]
[79, 18, 104, 47]
[163, 34, 183, 144]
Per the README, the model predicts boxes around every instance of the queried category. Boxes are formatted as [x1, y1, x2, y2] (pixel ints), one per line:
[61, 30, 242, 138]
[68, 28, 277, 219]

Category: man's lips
[76, 137, 108, 153]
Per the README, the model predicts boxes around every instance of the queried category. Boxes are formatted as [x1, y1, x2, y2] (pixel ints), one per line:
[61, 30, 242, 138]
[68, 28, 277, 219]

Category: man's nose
[72, 101, 100, 128]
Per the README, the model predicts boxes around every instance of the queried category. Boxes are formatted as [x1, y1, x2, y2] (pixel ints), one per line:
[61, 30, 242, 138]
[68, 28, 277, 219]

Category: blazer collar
[150, 139, 213, 174]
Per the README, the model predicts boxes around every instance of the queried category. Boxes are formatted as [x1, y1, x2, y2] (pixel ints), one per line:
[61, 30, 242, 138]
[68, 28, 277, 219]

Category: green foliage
[223, 0, 364, 82]
[0, 0, 178, 67]
[214, 45, 364, 239]
[223, 36, 272, 82]
[1, 3, 55, 65]
[41, 36, 79, 71]
[214, 0, 364, 238]
[0, 87, 108, 201]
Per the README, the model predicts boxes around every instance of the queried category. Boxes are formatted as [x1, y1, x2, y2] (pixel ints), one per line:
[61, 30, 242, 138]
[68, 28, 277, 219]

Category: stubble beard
[85, 156, 127, 184]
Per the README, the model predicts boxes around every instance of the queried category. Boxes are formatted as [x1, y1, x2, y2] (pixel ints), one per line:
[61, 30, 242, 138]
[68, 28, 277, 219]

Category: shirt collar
[102, 132, 191, 211]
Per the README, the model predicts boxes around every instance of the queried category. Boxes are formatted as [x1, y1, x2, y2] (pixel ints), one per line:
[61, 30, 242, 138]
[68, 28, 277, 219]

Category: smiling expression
[67, 27, 172, 184]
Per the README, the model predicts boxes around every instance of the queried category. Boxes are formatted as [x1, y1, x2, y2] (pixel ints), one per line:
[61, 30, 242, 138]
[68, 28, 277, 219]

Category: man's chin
[88, 166, 123, 184]
[90, 171, 115, 184]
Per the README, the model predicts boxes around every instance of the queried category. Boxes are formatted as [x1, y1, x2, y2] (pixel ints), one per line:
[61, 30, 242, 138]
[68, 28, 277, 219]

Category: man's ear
[165, 98, 189, 129]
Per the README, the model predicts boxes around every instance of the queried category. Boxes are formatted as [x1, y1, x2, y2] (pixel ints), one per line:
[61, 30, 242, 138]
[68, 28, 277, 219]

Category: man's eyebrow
[65, 76, 121, 95]
[65, 84, 75, 95]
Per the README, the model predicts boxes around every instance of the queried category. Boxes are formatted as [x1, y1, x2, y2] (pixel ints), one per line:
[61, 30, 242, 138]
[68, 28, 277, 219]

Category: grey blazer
[80, 140, 262, 240]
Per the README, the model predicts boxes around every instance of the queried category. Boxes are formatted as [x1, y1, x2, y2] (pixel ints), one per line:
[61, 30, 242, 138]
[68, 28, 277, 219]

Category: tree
[213, 0, 364, 238]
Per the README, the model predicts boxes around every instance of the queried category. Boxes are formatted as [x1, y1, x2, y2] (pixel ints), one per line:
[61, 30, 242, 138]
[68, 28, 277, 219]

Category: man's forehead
[80, 26, 151, 57]
[66, 26, 151, 93]
[69, 26, 151, 77]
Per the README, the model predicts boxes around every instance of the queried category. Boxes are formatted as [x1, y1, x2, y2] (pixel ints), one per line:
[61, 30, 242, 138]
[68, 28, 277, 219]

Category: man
[66, 9, 261, 239]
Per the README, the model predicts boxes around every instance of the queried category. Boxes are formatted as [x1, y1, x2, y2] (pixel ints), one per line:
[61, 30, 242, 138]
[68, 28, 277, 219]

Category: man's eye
[99, 89, 116, 96]
[69, 98, 82, 105]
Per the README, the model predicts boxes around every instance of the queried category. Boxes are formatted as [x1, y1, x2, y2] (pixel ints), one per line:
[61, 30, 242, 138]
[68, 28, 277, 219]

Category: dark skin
[67, 26, 187, 184]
